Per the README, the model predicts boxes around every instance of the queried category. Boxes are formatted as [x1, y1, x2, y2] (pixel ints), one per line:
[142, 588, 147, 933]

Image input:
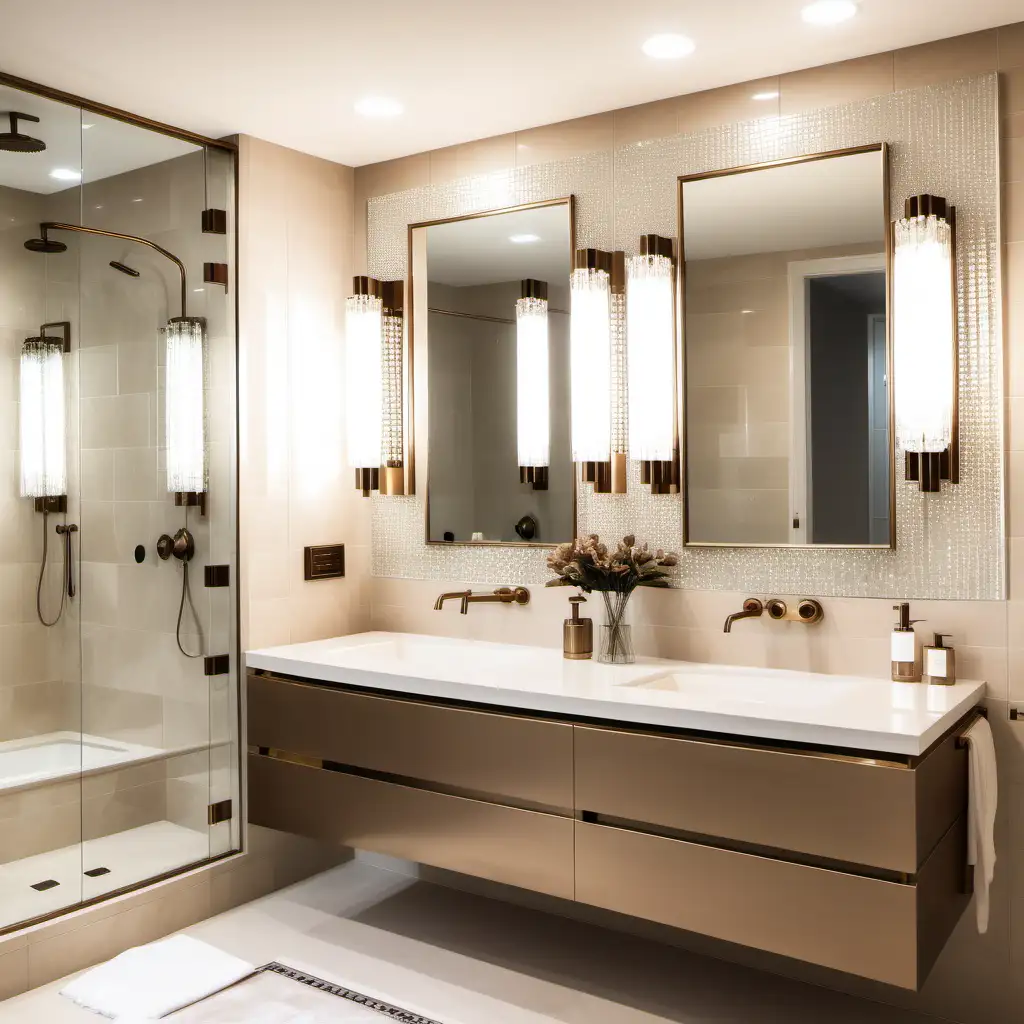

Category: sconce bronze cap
[351, 275, 382, 299]
[520, 278, 548, 301]
[380, 280, 404, 315]
[574, 247, 612, 274]
[903, 194, 954, 223]
[639, 234, 674, 260]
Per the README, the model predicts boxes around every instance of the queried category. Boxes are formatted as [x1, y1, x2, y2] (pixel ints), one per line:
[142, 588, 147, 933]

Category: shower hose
[36, 511, 76, 627]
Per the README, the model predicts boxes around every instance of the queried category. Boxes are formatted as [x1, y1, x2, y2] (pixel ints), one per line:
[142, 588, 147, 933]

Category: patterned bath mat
[168, 962, 444, 1023]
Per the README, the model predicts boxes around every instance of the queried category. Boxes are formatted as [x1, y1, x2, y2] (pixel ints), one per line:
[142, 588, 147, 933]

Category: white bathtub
[0, 732, 165, 792]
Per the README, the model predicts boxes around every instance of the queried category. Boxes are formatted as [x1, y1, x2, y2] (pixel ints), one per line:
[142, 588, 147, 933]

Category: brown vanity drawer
[248, 753, 574, 899]
[574, 723, 967, 873]
[574, 817, 967, 989]
[248, 671, 573, 808]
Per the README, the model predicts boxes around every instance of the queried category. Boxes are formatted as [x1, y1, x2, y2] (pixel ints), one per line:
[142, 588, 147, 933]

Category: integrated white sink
[246, 631, 986, 755]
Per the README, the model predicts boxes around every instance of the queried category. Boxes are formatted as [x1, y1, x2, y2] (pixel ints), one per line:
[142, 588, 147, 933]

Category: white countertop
[246, 631, 986, 756]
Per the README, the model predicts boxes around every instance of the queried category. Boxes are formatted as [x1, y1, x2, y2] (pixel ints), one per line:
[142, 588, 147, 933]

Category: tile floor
[0, 857, 954, 1023]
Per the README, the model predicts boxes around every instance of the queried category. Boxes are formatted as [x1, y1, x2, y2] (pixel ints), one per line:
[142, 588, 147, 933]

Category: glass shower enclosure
[0, 77, 239, 932]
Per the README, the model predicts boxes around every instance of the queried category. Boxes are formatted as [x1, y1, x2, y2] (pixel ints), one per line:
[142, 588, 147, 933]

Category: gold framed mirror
[408, 197, 576, 547]
[678, 144, 893, 549]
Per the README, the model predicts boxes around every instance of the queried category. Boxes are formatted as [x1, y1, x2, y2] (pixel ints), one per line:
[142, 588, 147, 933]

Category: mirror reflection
[420, 201, 574, 545]
[681, 147, 891, 547]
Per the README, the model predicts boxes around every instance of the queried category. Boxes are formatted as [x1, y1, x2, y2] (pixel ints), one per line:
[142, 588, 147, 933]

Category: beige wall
[238, 136, 371, 650]
[356, 21, 1024, 1024]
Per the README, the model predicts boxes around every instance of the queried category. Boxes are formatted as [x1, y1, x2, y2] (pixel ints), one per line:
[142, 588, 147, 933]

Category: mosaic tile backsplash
[368, 74, 1002, 600]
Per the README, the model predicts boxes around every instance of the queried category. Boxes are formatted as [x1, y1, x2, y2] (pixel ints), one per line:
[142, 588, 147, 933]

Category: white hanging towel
[60, 934, 254, 1019]
[964, 714, 998, 934]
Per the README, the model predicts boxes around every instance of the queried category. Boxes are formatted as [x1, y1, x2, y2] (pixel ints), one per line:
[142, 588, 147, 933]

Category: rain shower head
[110, 260, 140, 277]
[0, 112, 45, 153]
[24, 236, 67, 254]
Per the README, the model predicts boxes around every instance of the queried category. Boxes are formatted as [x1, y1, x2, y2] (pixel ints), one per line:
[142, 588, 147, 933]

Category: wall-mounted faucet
[434, 587, 531, 615]
[723, 598, 764, 633]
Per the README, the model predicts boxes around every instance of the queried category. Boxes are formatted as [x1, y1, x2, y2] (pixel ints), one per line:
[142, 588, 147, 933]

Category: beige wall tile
[613, 99, 679, 148]
[353, 153, 431, 201]
[779, 54, 893, 116]
[677, 78, 781, 133]
[1007, 112, 1024, 139]
[1002, 67, 1024, 115]
[999, 22, 1024, 70]
[429, 134, 516, 185]
[1006, 136, 1024, 184]
[894, 30, 999, 90]
[0, 946, 28, 1002]
[515, 112, 614, 167]
[1008, 182, 1024, 243]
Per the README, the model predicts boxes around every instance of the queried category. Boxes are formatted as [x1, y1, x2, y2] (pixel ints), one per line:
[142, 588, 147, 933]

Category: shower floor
[0, 821, 209, 932]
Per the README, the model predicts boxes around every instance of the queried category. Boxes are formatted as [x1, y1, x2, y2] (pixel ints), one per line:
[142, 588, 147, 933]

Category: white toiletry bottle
[891, 603, 923, 683]
[924, 633, 957, 686]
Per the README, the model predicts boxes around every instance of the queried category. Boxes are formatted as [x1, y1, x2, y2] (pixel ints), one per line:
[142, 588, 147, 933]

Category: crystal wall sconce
[893, 194, 959, 493]
[166, 317, 208, 511]
[571, 247, 626, 494]
[517, 278, 550, 491]
[346, 276, 407, 497]
[20, 321, 70, 514]
[627, 234, 680, 494]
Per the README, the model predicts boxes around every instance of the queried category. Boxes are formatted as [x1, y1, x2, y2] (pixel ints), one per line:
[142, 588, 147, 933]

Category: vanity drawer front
[574, 725, 964, 873]
[248, 753, 574, 899]
[248, 672, 573, 808]
[575, 821, 924, 988]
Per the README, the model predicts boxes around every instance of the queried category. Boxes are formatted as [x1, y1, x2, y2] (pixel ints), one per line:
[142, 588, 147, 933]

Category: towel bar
[955, 706, 988, 748]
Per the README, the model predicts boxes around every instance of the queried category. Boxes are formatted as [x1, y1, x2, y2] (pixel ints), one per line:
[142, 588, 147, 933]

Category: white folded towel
[60, 934, 254, 1019]
[964, 714, 998, 934]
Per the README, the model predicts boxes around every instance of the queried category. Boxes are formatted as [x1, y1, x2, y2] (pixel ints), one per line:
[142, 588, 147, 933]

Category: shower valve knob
[157, 528, 195, 562]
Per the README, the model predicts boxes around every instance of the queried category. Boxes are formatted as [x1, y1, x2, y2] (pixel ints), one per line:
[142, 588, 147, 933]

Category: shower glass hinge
[1011, 708, 1021, 722]
[204, 262, 229, 288]
[204, 564, 230, 587]
[208, 799, 233, 826]
[201, 209, 227, 234]
[204, 654, 230, 676]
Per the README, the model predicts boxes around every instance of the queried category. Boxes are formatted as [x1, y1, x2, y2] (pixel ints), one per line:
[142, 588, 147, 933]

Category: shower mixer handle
[157, 528, 195, 562]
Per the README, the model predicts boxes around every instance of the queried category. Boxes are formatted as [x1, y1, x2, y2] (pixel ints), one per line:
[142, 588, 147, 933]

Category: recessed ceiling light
[641, 33, 696, 60]
[82, 123, 94, 130]
[752, 90, 779, 101]
[801, 1, 858, 26]
[132, 197, 143, 203]
[49, 168, 81, 182]
[354, 96, 404, 119]
[509, 234, 541, 244]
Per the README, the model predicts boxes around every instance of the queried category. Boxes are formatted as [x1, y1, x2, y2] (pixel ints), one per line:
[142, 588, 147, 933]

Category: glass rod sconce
[627, 234, 679, 494]
[20, 322, 70, 514]
[517, 279, 550, 491]
[345, 276, 406, 497]
[570, 248, 626, 494]
[166, 317, 208, 509]
[893, 194, 959, 493]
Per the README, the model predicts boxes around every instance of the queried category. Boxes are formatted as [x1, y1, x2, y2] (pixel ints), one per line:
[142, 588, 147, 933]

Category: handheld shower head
[24, 236, 67, 254]
[0, 112, 45, 153]
[110, 260, 140, 277]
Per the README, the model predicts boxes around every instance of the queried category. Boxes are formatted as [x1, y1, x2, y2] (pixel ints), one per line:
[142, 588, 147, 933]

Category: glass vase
[598, 590, 635, 664]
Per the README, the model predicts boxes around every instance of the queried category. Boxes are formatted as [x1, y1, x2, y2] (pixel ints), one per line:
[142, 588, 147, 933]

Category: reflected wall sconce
[627, 234, 679, 494]
[517, 278, 549, 491]
[20, 321, 70, 514]
[346, 276, 406, 497]
[571, 248, 626, 494]
[893, 194, 958, 493]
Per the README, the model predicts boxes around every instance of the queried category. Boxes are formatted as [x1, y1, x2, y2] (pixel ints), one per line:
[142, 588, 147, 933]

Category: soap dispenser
[564, 594, 593, 660]
[924, 634, 956, 686]
[891, 603, 923, 683]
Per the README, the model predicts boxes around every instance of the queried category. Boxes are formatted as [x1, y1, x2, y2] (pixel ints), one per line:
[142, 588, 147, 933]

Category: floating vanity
[246, 631, 985, 991]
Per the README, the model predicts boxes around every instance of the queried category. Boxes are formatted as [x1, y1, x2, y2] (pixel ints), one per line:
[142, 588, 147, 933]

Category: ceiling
[0, 1, 1019, 167]
[683, 150, 884, 260]
[0, 85, 197, 194]
[426, 205, 572, 287]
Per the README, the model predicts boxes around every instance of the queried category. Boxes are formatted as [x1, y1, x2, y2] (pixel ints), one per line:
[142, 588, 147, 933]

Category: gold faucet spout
[723, 598, 764, 633]
[433, 587, 531, 613]
[434, 590, 472, 611]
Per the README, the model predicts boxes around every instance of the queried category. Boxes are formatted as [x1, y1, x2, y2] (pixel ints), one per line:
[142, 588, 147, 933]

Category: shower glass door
[0, 77, 239, 933]
[0, 85, 84, 930]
